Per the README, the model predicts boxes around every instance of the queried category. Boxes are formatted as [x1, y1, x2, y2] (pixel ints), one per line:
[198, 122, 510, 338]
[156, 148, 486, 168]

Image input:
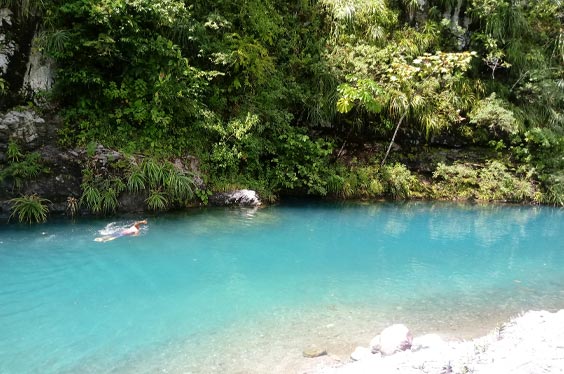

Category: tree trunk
[380, 112, 407, 168]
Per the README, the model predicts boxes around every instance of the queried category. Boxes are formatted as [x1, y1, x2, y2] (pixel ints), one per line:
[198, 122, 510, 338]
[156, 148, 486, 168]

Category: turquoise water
[0, 202, 563, 373]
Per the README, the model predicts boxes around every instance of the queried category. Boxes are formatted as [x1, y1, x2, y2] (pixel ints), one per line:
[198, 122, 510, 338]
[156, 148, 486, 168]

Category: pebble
[303, 346, 328, 358]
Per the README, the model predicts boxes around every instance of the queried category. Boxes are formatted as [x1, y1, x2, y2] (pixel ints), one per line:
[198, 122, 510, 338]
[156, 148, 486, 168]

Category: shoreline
[305, 309, 564, 374]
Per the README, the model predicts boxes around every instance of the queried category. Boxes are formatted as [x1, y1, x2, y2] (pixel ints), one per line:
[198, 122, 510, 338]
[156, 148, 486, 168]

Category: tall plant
[9, 194, 50, 224]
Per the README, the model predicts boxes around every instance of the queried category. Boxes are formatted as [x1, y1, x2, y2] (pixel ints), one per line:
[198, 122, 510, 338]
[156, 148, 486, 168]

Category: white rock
[369, 334, 380, 353]
[373, 324, 413, 356]
[411, 333, 444, 352]
[209, 189, 262, 206]
[350, 346, 371, 361]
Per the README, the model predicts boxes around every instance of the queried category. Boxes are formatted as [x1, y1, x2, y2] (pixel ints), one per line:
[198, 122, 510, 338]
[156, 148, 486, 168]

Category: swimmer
[95, 219, 148, 242]
[120, 219, 148, 237]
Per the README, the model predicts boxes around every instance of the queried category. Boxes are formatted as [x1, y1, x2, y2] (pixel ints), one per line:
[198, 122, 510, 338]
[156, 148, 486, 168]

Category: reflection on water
[0, 202, 562, 374]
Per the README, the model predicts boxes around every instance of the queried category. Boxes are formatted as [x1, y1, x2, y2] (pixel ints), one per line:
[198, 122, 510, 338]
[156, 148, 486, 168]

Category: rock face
[209, 189, 262, 207]
[0, 7, 39, 109]
[370, 324, 413, 356]
[0, 108, 263, 218]
[0, 110, 53, 153]
[21, 34, 55, 101]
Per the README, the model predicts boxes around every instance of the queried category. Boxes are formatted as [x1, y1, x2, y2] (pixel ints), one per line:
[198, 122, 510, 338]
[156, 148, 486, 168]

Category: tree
[337, 51, 478, 165]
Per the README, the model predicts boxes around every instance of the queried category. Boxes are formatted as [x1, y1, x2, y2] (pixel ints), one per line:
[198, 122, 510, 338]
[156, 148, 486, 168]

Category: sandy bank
[306, 309, 564, 374]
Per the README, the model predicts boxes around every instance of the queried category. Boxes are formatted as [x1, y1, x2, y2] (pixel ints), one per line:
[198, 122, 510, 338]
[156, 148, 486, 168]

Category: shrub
[146, 189, 168, 211]
[432, 160, 536, 202]
[380, 163, 418, 199]
[0, 148, 46, 190]
[66, 196, 79, 217]
[477, 160, 535, 202]
[541, 173, 564, 206]
[470, 93, 520, 137]
[130, 159, 196, 209]
[432, 162, 479, 199]
[9, 194, 50, 224]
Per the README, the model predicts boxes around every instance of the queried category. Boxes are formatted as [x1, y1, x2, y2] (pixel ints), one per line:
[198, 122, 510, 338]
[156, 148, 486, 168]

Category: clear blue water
[0, 202, 563, 373]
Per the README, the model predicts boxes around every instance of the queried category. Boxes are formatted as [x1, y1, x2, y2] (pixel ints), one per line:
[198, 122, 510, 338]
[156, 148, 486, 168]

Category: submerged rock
[303, 346, 327, 358]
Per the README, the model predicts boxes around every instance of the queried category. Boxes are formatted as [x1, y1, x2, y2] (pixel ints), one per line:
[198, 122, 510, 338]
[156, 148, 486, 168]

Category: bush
[0, 141, 47, 190]
[432, 162, 479, 199]
[541, 173, 564, 206]
[477, 161, 534, 202]
[380, 163, 418, 199]
[328, 164, 384, 199]
[9, 194, 50, 224]
[432, 160, 536, 202]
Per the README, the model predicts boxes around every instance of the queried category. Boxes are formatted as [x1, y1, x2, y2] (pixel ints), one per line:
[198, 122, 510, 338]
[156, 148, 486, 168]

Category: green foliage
[477, 161, 535, 202]
[542, 173, 564, 206]
[379, 163, 419, 199]
[470, 93, 519, 137]
[337, 79, 384, 114]
[0, 77, 8, 94]
[126, 158, 195, 210]
[7, 140, 23, 162]
[45, 0, 213, 154]
[0, 0, 45, 18]
[79, 167, 124, 215]
[24, 0, 563, 204]
[271, 131, 335, 195]
[145, 189, 168, 211]
[9, 194, 50, 224]
[336, 50, 479, 138]
[79, 155, 196, 214]
[126, 168, 146, 194]
[432, 161, 537, 202]
[326, 164, 384, 199]
[195, 188, 213, 205]
[327, 162, 418, 200]
[433, 162, 479, 199]
[0, 144, 46, 190]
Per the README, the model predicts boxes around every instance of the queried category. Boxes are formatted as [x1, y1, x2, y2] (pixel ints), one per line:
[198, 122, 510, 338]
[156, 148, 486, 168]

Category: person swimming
[95, 219, 148, 242]
[120, 219, 148, 236]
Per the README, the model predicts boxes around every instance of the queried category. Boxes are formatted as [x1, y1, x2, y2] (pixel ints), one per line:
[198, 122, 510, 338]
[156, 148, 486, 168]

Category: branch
[380, 111, 407, 168]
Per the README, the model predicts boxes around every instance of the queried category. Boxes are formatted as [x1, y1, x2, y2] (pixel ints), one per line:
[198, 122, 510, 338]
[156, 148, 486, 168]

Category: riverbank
[306, 309, 564, 374]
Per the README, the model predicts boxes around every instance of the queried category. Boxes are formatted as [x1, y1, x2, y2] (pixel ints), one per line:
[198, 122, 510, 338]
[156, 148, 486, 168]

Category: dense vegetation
[2, 0, 563, 215]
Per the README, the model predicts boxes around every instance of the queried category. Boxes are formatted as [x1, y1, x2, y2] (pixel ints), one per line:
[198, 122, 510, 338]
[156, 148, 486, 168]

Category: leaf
[336, 97, 354, 113]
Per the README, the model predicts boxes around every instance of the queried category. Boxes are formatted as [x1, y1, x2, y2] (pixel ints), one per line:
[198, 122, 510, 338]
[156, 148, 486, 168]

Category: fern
[101, 188, 119, 214]
[142, 159, 164, 189]
[9, 194, 50, 224]
[7, 141, 23, 162]
[164, 170, 194, 202]
[0, 152, 45, 190]
[127, 167, 146, 193]
[80, 184, 102, 213]
[146, 189, 168, 211]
